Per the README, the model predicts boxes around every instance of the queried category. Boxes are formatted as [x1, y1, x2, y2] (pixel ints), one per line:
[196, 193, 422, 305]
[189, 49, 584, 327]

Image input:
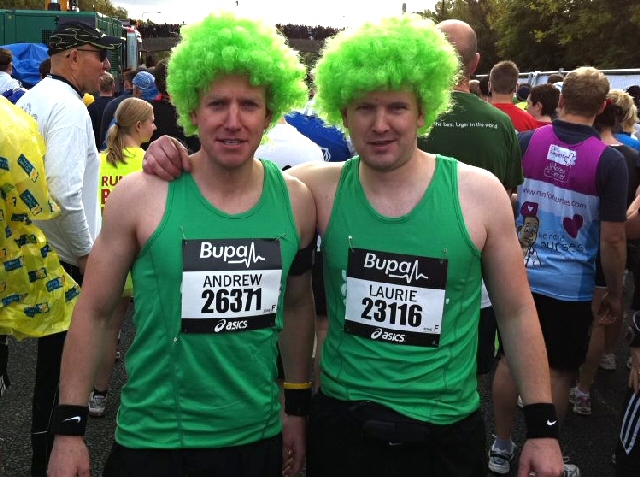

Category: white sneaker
[89, 390, 107, 418]
[563, 456, 581, 477]
[599, 353, 616, 370]
[488, 439, 516, 474]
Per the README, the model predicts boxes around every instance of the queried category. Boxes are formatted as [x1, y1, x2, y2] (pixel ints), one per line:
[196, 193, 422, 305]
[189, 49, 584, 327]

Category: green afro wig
[313, 15, 459, 135]
[167, 11, 308, 136]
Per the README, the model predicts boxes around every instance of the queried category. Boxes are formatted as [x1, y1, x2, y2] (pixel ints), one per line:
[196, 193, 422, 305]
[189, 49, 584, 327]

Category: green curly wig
[167, 11, 308, 136]
[313, 14, 459, 135]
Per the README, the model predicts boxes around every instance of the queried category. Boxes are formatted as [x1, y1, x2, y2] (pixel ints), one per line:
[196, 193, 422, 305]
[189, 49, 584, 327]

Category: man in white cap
[16, 20, 122, 477]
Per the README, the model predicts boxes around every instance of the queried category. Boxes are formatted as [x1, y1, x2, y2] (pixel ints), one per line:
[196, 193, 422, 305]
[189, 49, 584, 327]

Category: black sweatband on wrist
[51, 405, 89, 436]
[284, 388, 312, 416]
[522, 403, 559, 439]
[288, 236, 316, 276]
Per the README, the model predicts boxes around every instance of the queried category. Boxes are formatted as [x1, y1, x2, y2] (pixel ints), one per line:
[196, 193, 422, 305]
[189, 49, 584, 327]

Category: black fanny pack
[347, 400, 431, 444]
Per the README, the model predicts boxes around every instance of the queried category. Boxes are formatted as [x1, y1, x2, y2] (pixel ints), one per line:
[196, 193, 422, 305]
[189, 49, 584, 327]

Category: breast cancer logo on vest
[544, 144, 576, 184]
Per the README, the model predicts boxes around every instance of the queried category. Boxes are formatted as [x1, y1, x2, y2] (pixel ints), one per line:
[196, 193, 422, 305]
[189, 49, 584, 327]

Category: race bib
[181, 238, 282, 334]
[344, 248, 447, 347]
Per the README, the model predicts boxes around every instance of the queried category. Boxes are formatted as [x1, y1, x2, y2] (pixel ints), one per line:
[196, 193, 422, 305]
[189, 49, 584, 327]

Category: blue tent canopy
[1, 43, 48, 89]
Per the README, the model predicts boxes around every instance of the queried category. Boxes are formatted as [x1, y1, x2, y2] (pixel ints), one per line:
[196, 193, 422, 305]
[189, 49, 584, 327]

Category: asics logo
[214, 319, 248, 333]
[370, 328, 405, 343]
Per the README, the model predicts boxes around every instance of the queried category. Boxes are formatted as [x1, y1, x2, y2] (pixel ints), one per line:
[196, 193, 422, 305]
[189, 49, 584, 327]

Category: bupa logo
[370, 328, 405, 343]
[214, 319, 248, 333]
[200, 242, 265, 268]
[363, 252, 427, 284]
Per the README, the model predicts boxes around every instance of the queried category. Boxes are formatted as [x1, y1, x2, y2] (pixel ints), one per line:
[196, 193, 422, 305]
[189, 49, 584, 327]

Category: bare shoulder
[457, 162, 514, 249]
[457, 161, 505, 198]
[287, 161, 343, 193]
[103, 171, 169, 228]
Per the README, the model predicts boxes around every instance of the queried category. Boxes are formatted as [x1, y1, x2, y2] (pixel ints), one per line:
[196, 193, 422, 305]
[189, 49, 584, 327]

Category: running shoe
[89, 390, 107, 418]
[488, 439, 516, 474]
[599, 353, 617, 370]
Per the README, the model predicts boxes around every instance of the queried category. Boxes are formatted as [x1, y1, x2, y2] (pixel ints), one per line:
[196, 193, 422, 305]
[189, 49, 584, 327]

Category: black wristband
[51, 405, 89, 436]
[284, 388, 312, 416]
[522, 403, 559, 439]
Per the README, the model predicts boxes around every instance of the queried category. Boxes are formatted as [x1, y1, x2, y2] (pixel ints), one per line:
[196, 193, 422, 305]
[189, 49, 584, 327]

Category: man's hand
[598, 291, 623, 326]
[517, 438, 564, 477]
[282, 414, 306, 477]
[142, 135, 191, 182]
[47, 435, 90, 477]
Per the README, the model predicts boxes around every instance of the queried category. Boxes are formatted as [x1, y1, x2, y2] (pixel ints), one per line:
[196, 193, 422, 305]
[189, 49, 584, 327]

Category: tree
[489, 0, 640, 71]
[0, 0, 128, 18]
[421, 0, 499, 75]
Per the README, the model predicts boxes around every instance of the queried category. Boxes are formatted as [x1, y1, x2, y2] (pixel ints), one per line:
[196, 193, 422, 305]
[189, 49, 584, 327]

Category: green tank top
[116, 159, 300, 448]
[321, 156, 482, 425]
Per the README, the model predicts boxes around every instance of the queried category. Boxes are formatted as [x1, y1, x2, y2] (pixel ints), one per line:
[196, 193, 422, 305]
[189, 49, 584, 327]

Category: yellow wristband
[283, 381, 312, 390]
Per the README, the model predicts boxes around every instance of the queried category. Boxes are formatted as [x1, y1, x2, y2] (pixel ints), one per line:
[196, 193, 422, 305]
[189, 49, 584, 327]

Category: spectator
[571, 93, 640, 417]
[89, 97, 156, 418]
[547, 73, 565, 84]
[490, 66, 628, 477]
[610, 89, 640, 153]
[149, 59, 199, 152]
[99, 69, 136, 146]
[255, 116, 323, 169]
[526, 83, 560, 128]
[88, 72, 115, 149]
[0, 47, 26, 103]
[16, 21, 122, 477]
[489, 61, 538, 132]
[39, 58, 51, 80]
[131, 70, 158, 102]
[0, 97, 82, 474]
[469, 79, 481, 97]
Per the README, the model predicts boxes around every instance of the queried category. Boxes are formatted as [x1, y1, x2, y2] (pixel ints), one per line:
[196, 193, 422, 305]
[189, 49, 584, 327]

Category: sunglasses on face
[74, 48, 109, 62]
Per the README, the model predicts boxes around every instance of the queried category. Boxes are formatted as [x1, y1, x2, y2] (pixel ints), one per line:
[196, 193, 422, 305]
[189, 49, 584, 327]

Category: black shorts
[496, 293, 592, 372]
[534, 293, 592, 372]
[103, 434, 282, 477]
[307, 391, 487, 477]
[476, 307, 497, 375]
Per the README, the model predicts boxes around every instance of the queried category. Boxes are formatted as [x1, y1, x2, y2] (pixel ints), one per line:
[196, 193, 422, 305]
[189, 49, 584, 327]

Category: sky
[113, 0, 438, 28]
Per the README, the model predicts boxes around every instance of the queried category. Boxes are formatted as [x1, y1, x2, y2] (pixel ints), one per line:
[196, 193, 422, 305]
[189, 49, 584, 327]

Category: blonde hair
[608, 89, 638, 133]
[105, 97, 153, 166]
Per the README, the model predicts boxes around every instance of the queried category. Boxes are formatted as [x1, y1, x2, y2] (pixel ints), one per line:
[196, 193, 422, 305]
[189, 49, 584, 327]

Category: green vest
[321, 156, 482, 424]
[116, 159, 300, 448]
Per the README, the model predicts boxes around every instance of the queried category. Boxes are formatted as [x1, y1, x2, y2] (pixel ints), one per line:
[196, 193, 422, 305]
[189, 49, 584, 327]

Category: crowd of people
[1, 10, 640, 477]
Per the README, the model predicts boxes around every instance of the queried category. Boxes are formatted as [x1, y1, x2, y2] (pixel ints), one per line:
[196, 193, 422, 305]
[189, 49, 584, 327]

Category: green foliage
[0, 0, 128, 19]
[422, 0, 640, 72]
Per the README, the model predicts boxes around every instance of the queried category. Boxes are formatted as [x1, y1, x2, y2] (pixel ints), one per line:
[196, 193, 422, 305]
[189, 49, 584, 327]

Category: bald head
[437, 19, 478, 79]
